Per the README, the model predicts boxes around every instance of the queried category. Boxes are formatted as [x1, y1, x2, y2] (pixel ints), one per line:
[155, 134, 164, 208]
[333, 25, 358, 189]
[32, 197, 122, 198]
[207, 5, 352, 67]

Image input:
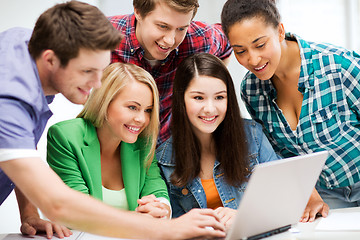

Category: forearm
[15, 187, 40, 222]
[1, 158, 170, 239]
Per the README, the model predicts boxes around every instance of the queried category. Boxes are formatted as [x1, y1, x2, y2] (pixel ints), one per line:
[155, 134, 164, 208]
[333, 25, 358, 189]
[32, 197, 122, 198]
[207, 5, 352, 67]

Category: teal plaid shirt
[241, 33, 360, 189]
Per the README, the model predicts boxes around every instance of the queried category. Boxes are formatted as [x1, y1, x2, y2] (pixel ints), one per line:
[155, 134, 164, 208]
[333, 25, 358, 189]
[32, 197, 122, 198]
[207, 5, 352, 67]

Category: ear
[41, 49, 59, 70]
[278, 23, 285, 42]
[134, 8, 142, 22]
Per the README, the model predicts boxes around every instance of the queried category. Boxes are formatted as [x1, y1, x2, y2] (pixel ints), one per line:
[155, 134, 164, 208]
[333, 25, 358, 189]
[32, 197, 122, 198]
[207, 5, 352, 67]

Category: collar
[286, 32, 315, 92]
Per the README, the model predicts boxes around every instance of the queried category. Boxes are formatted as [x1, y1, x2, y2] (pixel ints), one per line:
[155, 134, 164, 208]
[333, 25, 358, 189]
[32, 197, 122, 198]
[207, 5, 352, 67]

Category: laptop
[225, 151, 328, 240]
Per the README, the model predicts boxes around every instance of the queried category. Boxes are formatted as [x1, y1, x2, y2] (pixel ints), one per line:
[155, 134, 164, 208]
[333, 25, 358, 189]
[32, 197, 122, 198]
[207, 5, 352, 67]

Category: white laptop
[226, 151, 328, 240]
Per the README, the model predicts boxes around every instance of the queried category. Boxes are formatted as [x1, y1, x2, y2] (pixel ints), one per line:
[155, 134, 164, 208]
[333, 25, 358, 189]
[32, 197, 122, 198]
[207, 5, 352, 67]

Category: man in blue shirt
[0, 1, 226, 239]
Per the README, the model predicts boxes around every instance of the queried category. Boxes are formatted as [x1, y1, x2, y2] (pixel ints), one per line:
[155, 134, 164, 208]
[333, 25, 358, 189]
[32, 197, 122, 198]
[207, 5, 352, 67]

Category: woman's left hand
[214, 207, 237, 231]
[136, 194, 170, 219]
[300, 188, 329, 222]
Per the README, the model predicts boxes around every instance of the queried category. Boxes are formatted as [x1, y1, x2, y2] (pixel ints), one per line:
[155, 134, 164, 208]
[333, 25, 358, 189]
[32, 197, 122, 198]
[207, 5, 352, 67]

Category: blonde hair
[78, 62, 159, 166]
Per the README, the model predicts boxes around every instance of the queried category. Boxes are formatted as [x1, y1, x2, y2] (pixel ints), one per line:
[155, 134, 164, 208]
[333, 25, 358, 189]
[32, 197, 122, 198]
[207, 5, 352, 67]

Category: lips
[125, 125, 141, 134]
[78, 87, 91, 96]
[156, 42, 171, 51]
[254, 62, 268, 71]
[199, 116, 217, 123]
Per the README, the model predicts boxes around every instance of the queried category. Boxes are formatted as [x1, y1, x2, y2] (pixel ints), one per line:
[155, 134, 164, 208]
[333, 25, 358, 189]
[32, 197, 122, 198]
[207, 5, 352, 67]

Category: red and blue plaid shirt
[109, 14, 232, 146]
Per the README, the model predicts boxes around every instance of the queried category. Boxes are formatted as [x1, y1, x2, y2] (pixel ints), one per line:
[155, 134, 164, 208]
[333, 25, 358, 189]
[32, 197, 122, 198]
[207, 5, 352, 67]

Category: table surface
[1, 207, 360, 240]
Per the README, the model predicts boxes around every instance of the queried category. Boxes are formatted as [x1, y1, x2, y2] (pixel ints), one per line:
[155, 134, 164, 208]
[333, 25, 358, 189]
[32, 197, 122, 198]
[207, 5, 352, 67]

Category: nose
[163, 30, 175, 46]
[203, 100, 215, 114]
[92, 71, 102, 89]
[134, 112, 146, 124]
[248, 51, 261, 66]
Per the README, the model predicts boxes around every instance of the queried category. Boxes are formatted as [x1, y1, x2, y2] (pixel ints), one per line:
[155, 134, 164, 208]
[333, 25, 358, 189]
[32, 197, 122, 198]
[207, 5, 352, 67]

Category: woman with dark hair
[156, 52, 278, 230]
[220, 0, 360, 222]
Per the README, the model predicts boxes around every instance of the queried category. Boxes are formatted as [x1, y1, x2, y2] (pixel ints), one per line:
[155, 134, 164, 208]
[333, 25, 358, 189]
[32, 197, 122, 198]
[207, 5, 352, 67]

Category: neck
[36, 58, 57, 96]
[273, 39, 301, 84]
[97, 125, 121, 158]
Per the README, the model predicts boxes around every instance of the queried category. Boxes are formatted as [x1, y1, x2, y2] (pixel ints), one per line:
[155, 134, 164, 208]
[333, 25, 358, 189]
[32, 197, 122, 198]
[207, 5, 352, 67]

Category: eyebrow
[128, 101, 153, 108]
[157, 21, 190, 29]
[128, 101, 141, 106]
[231, 36, 266, 48]
[189, 90, 227, 94]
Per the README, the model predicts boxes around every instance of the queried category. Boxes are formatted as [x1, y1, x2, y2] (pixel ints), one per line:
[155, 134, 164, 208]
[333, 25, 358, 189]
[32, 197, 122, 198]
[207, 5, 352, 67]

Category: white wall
[0, 0, 355, 234]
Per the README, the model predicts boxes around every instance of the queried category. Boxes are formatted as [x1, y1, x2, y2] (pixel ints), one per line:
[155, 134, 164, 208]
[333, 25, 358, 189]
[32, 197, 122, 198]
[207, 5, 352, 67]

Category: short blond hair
[78, 62, 159, 166]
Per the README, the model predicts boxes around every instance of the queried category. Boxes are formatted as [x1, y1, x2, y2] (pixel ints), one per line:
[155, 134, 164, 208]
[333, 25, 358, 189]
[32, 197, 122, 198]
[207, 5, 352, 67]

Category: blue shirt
[0, 28, 54, 205]
[156, 119, 278, 218]
[241, 33, 360, 189]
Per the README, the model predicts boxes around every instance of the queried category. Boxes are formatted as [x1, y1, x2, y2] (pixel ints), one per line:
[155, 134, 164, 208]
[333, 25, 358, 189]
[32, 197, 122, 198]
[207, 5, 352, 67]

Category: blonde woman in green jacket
[47, 62, 170, 218]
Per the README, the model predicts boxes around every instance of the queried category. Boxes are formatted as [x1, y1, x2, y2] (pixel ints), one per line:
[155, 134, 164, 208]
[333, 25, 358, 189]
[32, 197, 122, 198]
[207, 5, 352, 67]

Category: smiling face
[104, 81, 153, 143]
[184, 75, 227, 138]
[227, 17, 285, 80]
[47, 48, 111, 104]
[134, 1, 193, 60]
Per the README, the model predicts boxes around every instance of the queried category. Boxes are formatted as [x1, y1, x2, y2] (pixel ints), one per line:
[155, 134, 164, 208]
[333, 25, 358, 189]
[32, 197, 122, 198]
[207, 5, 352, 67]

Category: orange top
[201, 178, 223, 209]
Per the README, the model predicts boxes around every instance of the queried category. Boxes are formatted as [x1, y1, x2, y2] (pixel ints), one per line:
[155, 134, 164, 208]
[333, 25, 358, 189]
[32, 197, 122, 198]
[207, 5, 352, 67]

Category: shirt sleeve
[141, 154, 170, 202]
[47, 124, 90, 195]
[340, 51, 360, 117]
[207, 23, 233, 60]
[0, 98, 36, 149]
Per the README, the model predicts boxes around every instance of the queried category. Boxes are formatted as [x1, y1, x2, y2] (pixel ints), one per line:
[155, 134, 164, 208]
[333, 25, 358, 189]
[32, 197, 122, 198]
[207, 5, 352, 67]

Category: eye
[83, 69, 93, 73]
[145, 108, 153, 113]
[235, 49, 245, 55]
[158, 24, 168, 29]
[177, 27, 186, 31]
[215, 95, 225, 100]
[194, 96, 203, 100]
[129, 105, 137, 110]
[256, 43, 265, 49]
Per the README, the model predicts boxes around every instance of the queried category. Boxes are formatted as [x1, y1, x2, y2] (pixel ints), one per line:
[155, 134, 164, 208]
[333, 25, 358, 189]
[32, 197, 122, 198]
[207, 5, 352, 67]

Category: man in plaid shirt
[109, 0, 232, 147]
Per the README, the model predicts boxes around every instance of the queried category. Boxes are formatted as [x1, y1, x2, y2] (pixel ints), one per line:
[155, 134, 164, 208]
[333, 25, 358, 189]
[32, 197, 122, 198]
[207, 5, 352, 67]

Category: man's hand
[15, 187, 72, 239]
[21, 215, 72, 239]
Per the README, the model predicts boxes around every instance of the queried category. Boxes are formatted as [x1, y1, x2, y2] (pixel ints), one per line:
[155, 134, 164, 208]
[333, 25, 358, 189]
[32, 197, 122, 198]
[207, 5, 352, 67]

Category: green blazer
[47, 118, 169, 211]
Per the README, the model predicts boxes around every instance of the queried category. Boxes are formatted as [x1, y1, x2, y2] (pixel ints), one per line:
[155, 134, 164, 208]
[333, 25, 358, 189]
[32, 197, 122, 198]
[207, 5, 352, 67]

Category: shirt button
[182, 188, 189, 195]
[130, 48, 134, 53]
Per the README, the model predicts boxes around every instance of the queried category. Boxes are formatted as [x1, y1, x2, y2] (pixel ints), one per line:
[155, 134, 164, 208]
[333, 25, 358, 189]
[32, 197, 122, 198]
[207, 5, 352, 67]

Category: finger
[137, 205, 168, 217]
[61, 225, 73, 237]
[20, 223, 37, 236]
[202, 229, 226, 239]
[53, 224, 65, 239]
[43, 222, 54, 239]
[308, 210, 318, 222]
[196, 208, 222, 222]
[321, 204, 329, 217]
[300, 209, 310, 222]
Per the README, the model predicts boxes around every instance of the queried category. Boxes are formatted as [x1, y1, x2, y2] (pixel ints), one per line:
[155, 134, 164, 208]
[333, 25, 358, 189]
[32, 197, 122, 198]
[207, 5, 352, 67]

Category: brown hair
[171, 53, 249, 187]
[133, 0, 199, 19]
[28, 1, 122, 67]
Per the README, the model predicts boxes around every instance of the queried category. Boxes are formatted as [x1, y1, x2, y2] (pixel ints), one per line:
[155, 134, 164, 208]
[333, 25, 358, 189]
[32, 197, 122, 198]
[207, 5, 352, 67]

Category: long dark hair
[171, 53, 249, 187]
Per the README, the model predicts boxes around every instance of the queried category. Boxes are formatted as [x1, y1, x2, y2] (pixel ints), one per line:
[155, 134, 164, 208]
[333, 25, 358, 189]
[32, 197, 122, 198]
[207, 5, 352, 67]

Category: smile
[254, 62, 268, 71]
[199, 116, 217, 123]
[125, 125, 141, 133]
[156, 42, 170, 50]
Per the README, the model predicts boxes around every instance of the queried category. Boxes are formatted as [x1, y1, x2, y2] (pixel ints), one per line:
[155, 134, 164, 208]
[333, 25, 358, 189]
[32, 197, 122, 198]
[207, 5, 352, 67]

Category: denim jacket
[156, 119, 279, 218]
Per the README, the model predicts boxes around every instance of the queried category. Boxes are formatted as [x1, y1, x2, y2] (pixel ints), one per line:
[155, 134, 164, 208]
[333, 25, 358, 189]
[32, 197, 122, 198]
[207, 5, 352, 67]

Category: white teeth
[201, 116, 216, 121]
[255, 63, 267, 71]
[128, 126, 140, 131]
[157, 42, 169, 50]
